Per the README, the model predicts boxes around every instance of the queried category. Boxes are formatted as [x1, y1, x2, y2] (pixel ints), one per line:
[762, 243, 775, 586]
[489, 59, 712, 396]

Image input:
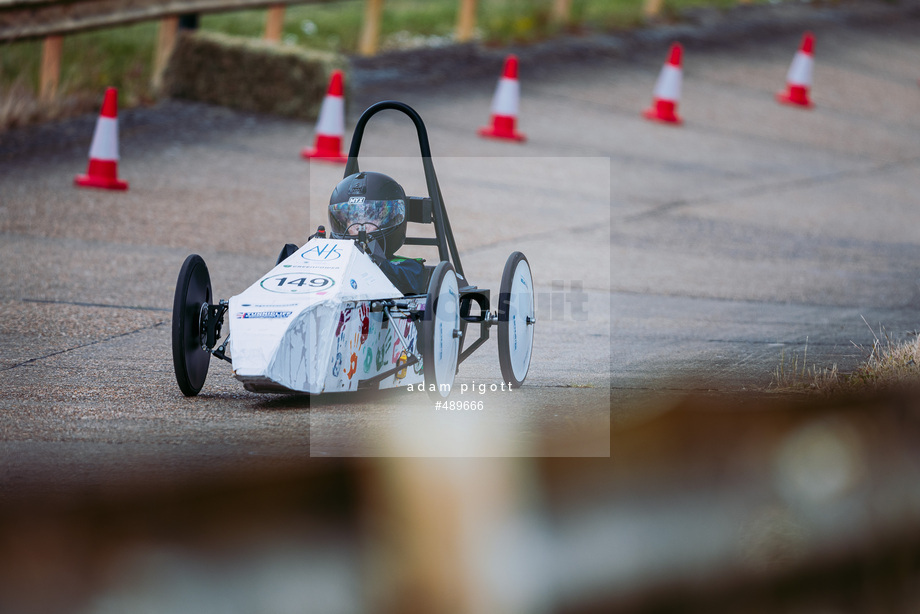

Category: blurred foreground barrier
[544, 391, 920, 612]
[1, 391, 919, 612]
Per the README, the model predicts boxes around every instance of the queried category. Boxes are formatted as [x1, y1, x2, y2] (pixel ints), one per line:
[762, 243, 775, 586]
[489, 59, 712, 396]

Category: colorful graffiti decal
[322, 303, 426, 390]
[364, 346, 373, 373]
[376, 328, 393, 371]
[336, 308, 352, 337]
[346, 353, 358, 379]
[332, 352, 343, 377]
[359, 304, 370, 345]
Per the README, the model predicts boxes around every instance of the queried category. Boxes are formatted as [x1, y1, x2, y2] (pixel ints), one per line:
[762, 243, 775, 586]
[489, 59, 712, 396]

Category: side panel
[323, 301, 425, 392]
[264, 301, 338, 393]
[228, 239, 403, 393]
[324, 302, 370, 392]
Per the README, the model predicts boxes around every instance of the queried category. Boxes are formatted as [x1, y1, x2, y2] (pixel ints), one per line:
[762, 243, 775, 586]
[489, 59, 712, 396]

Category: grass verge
[771, 324, 920, 396]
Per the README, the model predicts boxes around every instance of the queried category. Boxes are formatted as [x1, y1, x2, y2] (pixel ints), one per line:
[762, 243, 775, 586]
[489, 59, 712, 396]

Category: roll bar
[343, 101, 466, 281]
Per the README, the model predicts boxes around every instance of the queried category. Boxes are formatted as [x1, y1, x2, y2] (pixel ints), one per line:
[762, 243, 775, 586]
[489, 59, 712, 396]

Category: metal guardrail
[1, 0, 494, 101]
[0, 0, 336, 42]
[0, 0, 507, 44]
[0, 0, 604, 45]
[0, 0, 688, 103]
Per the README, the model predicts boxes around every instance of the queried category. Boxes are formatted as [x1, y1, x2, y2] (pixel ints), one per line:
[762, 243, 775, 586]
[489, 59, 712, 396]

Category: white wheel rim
[507, 260, 534, 382]
[432, 269, 460, 397]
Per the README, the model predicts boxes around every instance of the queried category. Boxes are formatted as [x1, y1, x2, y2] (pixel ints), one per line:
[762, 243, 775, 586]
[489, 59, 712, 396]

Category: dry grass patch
[0, 83, 100, 130]
[771, 324, 920, 395]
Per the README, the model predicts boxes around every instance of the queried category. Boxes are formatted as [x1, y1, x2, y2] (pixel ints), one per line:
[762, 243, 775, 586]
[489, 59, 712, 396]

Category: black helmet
[328, 171, 407, 256]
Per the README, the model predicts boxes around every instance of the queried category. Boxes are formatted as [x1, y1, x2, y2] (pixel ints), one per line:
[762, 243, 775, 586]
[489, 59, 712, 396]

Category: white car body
[228, 239, 424, 394]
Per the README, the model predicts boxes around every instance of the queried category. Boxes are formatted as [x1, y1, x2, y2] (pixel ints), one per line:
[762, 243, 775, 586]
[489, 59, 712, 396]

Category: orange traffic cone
[478, 55, 526, 142]
[302, 70, 348, 163]
[777, 32, 815, 108]
[75, 87, 128, 190]
[643, 43, 683, 125]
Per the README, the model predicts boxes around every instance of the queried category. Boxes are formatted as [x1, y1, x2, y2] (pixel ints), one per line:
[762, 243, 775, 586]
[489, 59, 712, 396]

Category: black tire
[276, 243, 298, 265]
[171, 254, 212, 396]
[420, 261, 461, 400]
[497, 252, 534, 388]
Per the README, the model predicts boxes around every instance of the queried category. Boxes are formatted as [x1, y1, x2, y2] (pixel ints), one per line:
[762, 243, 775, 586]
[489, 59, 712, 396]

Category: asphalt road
[1, 11, 919, 491]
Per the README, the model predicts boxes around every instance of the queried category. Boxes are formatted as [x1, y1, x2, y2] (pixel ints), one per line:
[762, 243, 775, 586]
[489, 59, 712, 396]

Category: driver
[327, 171, 428, 295]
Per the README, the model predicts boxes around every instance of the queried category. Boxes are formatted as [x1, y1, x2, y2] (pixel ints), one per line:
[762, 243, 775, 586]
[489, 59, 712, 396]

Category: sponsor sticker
[236, 311, 293, 319]
[301, 243, 343, 261]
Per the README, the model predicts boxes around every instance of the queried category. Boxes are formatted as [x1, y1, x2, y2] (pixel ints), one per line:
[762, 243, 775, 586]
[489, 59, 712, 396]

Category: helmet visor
[330, 198, 406, 235]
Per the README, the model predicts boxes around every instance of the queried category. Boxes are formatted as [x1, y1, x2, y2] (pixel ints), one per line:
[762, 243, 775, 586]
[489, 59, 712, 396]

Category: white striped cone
[777, 32, 815, 108]
[478, 55, 526, 142]
[643, 43, 683, 125]
[302, 70, 348, 163]
[75, 87, 128, 190]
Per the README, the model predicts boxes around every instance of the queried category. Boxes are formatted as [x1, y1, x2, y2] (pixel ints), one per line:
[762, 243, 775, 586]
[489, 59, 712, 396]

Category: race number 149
[274, 276, 328, 288]
[260, 273, 334, 294]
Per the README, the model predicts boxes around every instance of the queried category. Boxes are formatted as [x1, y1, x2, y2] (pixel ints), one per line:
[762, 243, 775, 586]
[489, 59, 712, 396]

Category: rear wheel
[420, 261, 461, 399]
[172, 254, 212, 396]
[497, 252, 534, 388]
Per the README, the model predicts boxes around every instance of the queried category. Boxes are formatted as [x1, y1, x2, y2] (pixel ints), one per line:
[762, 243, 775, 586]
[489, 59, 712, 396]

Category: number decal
[260, 273, 334, 294]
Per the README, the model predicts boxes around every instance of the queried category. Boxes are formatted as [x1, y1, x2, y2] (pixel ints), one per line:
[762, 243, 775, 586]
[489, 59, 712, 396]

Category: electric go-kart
[171, 101, 535, 399]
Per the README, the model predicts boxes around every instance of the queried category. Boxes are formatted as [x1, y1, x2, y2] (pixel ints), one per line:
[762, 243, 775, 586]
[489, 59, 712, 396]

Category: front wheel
[171, 254, 212, 396]
[497, 252, 534, 388]
[420, 261, 461, 399]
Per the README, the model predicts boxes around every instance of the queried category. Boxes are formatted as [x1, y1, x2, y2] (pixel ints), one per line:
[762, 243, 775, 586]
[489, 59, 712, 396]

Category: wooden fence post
[264, 4, 285, 42]
[552, 0, 571, 25]
[152, 16, 179, 93]
[39, 35, 63, 102]
[359, 0, 383, 56]
[456, 0, 477, 43]
[643, 0, 664, 19]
